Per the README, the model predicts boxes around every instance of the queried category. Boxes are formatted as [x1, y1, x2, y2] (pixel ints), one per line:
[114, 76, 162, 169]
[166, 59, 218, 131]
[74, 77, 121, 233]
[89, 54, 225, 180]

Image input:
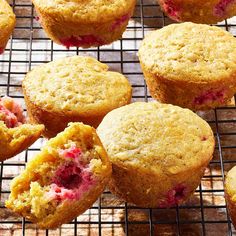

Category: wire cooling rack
[1, 0, 236, 235]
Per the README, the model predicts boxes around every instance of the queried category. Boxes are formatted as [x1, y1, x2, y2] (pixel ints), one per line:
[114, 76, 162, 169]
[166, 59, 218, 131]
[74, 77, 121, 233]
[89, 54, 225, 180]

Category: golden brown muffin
[0, 96, 44, 161]
[22, 56, 132, 138]
[0, 0, 16, 54]
[32, 0, 136, 48]
[225, 166, 236, 228]
[6, 122, 111, 229]
[97, 102, 215, 208]
[158, 0, 236, 24]
[138, 22, 236, 111]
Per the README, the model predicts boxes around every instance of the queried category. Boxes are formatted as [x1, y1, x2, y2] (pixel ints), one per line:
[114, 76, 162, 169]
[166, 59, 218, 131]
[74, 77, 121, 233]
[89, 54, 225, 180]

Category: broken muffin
[0, 96, 44, 161]
[6, 122, 111, 229]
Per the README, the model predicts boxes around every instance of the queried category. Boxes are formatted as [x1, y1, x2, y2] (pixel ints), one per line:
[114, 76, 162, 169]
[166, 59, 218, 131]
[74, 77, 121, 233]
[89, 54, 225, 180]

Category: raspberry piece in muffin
[0, 47, 4, 54]
[6, 123, 111, 229]
[161, 0, 181, 21]
[159, 184, 187, 208]
[158, 0, 236, 24]
[60, 35, 105, 49]
[0, 96, 25, 128]
[214, 0, 235, 17]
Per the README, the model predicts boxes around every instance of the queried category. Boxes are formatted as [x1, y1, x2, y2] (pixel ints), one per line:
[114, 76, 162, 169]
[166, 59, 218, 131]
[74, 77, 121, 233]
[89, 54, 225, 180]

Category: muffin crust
[97, 102, 215, 207]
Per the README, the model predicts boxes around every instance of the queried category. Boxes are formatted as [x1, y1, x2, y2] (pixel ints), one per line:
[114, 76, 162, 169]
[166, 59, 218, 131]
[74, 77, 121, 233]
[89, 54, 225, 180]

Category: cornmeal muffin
[138, 23, 236, 111]
[32, 0, 136, 48]
[0, 96, 44, 161]
[97, 102, 215, 208]
[225, 166, 236, 228]
[0, 0, 16, 54]
[158, 0, 236, 24]
[23, 56, 132, 138]
[6, 122, 111, 229]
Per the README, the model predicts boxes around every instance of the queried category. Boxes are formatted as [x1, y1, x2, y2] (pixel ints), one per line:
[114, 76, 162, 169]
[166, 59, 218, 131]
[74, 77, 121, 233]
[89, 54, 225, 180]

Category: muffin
[0, 0, 16, 54]
[158, 0, 236, 24]
[97, 102, 215, 208]
[32, 0, 136, 48]
[6, 122, 111, 229]
[138, 22, 236, 111]
[23, 56, 132, 138]
[0, 96, 44, 161]
[225, 166, 236, 228]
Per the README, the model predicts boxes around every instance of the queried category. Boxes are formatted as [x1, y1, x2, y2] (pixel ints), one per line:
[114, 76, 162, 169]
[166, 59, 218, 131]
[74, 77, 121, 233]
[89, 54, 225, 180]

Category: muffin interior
[60, 35, 105, 49]
[159, 184, 187, 208]
[0, 96, 25, 128]
[10, 139, 103, 221]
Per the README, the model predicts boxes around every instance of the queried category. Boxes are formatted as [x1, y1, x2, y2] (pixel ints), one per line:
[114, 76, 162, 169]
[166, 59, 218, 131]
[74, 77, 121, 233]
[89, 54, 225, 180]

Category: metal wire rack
[0, 0, 236, 235]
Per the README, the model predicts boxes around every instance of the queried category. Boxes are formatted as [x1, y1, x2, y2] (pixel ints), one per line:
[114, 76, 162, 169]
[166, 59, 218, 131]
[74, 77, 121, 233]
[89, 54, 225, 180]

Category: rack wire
[0, 0, 236, 235]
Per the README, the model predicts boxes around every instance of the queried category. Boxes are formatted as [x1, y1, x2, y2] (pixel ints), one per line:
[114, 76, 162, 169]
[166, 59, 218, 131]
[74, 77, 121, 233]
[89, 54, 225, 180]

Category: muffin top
[225, 166, 236, 200]
[23, 56, 132, 116]
[32, 0, 136, 23]
[97, 102, 215, 175]
[0, 0, 15, 32]
[138, 22, 236, 83]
